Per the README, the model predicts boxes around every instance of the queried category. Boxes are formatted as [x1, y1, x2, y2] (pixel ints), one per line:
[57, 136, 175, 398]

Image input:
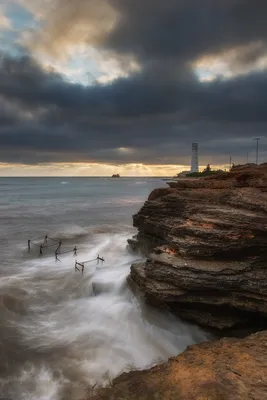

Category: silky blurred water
[0, 177, 209, 400]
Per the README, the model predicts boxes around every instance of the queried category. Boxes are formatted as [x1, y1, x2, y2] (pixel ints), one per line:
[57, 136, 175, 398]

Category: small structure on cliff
[174, 165, 224, 179]
[190, 142, 199, 173]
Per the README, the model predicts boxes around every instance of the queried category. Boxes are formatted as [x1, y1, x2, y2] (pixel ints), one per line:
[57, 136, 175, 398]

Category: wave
[50, 225, 89, 240]
[0, 291, 28, 315]
[47, 224, 134, 241]
[0, 231, 210, 400]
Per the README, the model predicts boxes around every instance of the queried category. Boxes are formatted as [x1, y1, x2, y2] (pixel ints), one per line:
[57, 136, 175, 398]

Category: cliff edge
[88, 330, 267, 400]
[127, 163, 267, 331]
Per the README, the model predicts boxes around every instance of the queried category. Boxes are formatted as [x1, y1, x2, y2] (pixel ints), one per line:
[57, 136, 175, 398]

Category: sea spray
[0, 232, 209, 400]
[0, 178, 210, 400]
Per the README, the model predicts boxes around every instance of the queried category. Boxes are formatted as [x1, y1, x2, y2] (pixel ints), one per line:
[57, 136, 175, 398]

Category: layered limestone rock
[127, 163, 267, 330]
[88, 330, 267, 400]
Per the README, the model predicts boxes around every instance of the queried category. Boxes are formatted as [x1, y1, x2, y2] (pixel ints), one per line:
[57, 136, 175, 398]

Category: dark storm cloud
[1, 0, 267, 165]
[44, 0, 267, 65]
[1, 51, 267, 165]
[1, 53, 267, 123]
[0, 54, 195, 117]
[106, 0, 267, 64]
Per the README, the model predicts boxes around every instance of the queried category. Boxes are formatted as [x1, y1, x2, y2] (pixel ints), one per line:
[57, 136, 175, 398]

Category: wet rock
[127, 164, 267, 330]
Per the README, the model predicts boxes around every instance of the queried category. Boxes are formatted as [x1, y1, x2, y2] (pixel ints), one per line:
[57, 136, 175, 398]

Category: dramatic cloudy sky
[0, 0, 267, 176]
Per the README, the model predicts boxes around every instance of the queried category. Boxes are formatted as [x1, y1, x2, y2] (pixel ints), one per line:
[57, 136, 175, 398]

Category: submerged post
[55, 251, 60, 262]
[28, 240, 31, 252]
[56, 240, 62, 254]
[97, 255, 105, 264]
[39, 244, 43, 256]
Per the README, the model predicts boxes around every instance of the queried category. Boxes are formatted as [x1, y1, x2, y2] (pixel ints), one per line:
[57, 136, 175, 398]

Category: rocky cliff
[127, 163, 267, 331]
[88, 330, 267, 400]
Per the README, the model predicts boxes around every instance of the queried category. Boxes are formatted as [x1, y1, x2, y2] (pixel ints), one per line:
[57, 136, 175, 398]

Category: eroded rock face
[88, 330, 267, 400]
[127, 164, 267, 330]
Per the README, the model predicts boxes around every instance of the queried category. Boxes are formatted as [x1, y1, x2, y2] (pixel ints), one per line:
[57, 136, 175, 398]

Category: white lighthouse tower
[191, 142, 199, 173]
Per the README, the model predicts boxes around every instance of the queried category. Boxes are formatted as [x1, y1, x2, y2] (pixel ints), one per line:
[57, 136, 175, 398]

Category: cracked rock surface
[127, 164, 267, 330]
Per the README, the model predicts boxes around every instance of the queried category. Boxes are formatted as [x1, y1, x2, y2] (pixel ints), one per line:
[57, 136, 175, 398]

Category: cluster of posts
[75, 256, 105, 275]
[27, 235, 105, 274]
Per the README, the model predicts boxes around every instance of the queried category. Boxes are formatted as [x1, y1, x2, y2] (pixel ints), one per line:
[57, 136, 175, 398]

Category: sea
[0, 177, 209, 400]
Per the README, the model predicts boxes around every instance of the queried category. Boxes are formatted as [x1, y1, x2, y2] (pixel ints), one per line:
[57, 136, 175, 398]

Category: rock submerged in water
[88, 330, 267, 400]
[127, 163, 267, 331]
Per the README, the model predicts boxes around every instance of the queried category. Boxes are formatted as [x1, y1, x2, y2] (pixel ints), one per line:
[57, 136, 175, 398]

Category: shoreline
[86, 163, 267, 399]
[88, 330, 267, 400]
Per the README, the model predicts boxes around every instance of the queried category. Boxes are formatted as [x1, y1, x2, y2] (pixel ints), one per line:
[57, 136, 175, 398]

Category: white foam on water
[0, 231, 210, 400]
[48, 224, 89, 240]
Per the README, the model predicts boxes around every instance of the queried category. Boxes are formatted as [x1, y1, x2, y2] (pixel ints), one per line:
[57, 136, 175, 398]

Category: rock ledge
[128, 163, 267, 330]
[88, 330, 267, 400]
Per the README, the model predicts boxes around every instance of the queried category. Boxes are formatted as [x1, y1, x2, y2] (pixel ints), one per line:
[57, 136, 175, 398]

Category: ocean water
[0, 177, 209, 400]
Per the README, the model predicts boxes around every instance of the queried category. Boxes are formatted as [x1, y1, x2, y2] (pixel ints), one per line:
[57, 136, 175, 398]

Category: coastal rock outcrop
[127, 163, 267, 330]
[88, 330, 267, 400]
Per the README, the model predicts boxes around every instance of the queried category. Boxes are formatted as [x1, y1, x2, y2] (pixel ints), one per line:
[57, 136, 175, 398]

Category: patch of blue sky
[0, 29, 20, 54]
[194, 66, 214, 82]
[66, 54, 101, 85]
[5, 3, 36, 32]
[2, 4, 105, 85]
[39, 47, 103, 85]
[1, 3, 41, 57]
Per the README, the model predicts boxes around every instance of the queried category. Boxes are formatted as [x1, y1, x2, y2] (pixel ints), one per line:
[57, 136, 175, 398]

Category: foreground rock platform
[127, 163, 267, 331]
[87, 330, 267, 400]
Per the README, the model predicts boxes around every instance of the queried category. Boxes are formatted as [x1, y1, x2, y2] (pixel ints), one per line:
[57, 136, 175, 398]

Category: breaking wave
[0, 228, 209, 400]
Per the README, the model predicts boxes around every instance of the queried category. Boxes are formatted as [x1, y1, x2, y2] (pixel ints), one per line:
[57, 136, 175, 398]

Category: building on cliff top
[191, 142, 199, 173]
